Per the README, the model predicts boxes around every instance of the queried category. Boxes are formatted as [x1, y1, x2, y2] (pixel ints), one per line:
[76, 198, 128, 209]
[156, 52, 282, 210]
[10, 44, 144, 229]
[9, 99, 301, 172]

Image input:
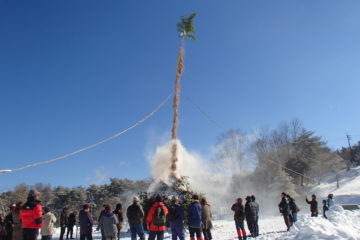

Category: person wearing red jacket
[20, 190, 44, 240]
[146, 195, 168, 240]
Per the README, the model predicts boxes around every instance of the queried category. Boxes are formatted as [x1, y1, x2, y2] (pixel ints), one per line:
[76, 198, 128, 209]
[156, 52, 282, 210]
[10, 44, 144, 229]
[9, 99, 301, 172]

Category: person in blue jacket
[187, 195, 203, 240]
[168, 196, 185, 240]
[327, 194, 334, 208]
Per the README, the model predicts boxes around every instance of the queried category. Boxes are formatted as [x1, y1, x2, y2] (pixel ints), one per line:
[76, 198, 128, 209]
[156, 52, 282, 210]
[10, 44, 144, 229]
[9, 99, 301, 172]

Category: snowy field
[50, 208, 360, 240]
[48, 167, 360, 240]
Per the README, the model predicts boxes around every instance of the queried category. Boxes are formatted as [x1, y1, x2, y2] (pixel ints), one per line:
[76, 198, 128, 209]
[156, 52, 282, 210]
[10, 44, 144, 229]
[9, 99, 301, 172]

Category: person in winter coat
[113, 204, 123, 240]
[0, 214, 6, 240]
[168, 196, 185, 240]
[305, 194, 318, 217]
[126, 197, 145, 240]
[231, 198, 247, 240]
[327, 194, 334, 208]
[4, 204, 16, 240]
[322, 200, 329, 219]
[79, 204, 94, 240]
[278, 193, 291, 231]
[20, 190, 44, 240]
[98, 206, 106, 240]
[146, 195, 168, 240]
[251, 195, 259, 237]
[200, 198, 212, 240]
[12, 202, 23, 240]
[60, 208, 69, 240]
[40, 207, 57, 240]
[244, 196, 257, 237]
[98, 205, 118, 240]
[187, 195, 203, 240]
[67, 211, 77, 239]
[287, 195, 298, 223]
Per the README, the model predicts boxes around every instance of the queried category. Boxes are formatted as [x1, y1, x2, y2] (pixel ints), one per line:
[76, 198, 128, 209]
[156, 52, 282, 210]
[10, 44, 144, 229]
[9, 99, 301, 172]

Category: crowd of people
[0, 190, 336, 240]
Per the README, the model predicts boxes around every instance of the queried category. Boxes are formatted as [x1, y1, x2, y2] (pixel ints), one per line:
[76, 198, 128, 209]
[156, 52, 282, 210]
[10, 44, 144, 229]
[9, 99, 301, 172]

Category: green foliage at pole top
[177, 13, 196, 40]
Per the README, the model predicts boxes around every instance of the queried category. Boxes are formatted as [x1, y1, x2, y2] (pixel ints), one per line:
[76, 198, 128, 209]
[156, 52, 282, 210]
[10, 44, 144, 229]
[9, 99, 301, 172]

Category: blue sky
[1, 0, 360, 190]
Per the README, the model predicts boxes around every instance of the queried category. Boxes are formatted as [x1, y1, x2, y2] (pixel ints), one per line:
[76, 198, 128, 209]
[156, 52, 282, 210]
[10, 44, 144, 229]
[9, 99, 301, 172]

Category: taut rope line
[1, 93, 173, 173]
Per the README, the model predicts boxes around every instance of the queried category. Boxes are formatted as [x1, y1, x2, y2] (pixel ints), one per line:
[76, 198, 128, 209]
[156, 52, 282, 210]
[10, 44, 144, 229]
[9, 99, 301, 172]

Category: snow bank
[281, 206, 360, 240]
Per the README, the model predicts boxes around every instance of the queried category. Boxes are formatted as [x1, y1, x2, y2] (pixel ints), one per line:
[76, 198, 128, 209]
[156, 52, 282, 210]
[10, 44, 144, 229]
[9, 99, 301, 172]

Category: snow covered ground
[49, 167, 360, 239]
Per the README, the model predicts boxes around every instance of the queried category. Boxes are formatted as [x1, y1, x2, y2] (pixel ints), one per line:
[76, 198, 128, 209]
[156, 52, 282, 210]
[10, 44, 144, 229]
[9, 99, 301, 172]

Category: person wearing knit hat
[231, 198, 247, 240]
[126, 197, 145, 240]
[20, 190, 44, 240]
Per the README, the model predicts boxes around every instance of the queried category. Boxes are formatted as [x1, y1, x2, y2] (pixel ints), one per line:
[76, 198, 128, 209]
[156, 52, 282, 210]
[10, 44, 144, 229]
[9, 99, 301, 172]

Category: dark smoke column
[170, 13, 197, 180]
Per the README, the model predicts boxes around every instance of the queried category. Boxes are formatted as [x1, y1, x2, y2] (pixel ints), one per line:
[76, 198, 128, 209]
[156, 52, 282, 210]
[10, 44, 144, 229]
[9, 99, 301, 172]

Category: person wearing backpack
[146, 195, 168, 240]
[168, 196, 184, 240]
[187, 195, 203, 240]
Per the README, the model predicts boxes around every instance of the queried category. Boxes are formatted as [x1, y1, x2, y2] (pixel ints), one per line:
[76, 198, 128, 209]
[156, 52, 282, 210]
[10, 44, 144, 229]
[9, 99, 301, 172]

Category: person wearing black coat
[244, 196, 257, 237]
[278, 193, 291, 231]
[305, 194, 318, 217]
[66, 211, 77, 239]
[113, 204, 124, 240]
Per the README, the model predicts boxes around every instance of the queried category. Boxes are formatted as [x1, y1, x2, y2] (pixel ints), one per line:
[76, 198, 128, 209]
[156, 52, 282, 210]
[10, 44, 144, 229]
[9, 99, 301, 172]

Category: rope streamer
[2, 93, 173, 173]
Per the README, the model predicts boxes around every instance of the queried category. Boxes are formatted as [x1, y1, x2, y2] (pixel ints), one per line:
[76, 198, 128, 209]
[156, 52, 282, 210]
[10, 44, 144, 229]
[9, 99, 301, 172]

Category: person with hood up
[40, 207, 57, 240]
[146, 195, 168, 240]
[59, 208, 69, 240]
[113, 204, 123, 240]
[168, 196, 185, 240]
[67, 211, 77, 239]
[187, 195, 203, 240]
[98, 205, 118, 240]
[231, 198, 247, 240]
[305, 194, 318, 217]
[12, 202, 23, 240]
[200, 198, 212, 240]
[20, 190, 44, 240]
[126, 197, 145, 240]
[327, 194, 334, 208]
[79, 204, 94, 240]
[278, 192, 291, 231]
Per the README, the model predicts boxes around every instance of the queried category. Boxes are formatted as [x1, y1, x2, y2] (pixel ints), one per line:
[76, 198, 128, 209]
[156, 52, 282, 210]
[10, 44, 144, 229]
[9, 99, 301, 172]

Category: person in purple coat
[168, 196, 185, 240]
[79, 204, 94, 240]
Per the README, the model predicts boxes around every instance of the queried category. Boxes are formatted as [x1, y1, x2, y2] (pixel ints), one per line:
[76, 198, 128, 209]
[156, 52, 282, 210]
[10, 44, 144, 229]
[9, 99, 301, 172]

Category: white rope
[1, 93, 173, 173]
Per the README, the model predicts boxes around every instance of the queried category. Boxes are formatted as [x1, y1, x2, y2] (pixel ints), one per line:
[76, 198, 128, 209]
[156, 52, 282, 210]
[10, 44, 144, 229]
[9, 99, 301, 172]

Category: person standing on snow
[305, 194, 318, 217]
[251, 195, 259, 237]
[278, 193, 291, 231]
[4, 204, 16, 240]
[187, 195, 203, 240]
[200, 198, 212, 240]
[327, 194, 334, 208]
[20, 190, 44, 240]
[126, 197, 145, 240]
[40, 207, 57, 240]
[168, 196, 185, 240]
[231, 198, 247, 240]
[98, 205, 118, 240]
[146, 195, 168, 240]
[287, 195, 298, 224]
[59, 208, 69, 240]
[244, 196, 256, 237]
[79, 204, 94, 240]
[12, 202, 23, 240]
[67, 211, 77, 239]
[113, 204, 124, 240]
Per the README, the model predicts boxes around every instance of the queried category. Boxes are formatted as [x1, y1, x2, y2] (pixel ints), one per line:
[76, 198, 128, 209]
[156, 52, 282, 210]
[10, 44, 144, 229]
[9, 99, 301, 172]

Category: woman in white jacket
[41, 207, 57, 240]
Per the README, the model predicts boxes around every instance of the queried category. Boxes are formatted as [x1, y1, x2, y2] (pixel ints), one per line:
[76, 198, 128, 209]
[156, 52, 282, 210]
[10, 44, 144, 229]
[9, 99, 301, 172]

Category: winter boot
[190, 237, 195, 240]
[242, 230, 247, 240]
[196, 238, 204, 240]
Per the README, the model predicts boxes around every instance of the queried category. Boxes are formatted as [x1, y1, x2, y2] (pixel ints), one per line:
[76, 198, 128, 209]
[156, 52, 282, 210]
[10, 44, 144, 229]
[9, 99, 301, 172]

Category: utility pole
[346, 133, 355, 169]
